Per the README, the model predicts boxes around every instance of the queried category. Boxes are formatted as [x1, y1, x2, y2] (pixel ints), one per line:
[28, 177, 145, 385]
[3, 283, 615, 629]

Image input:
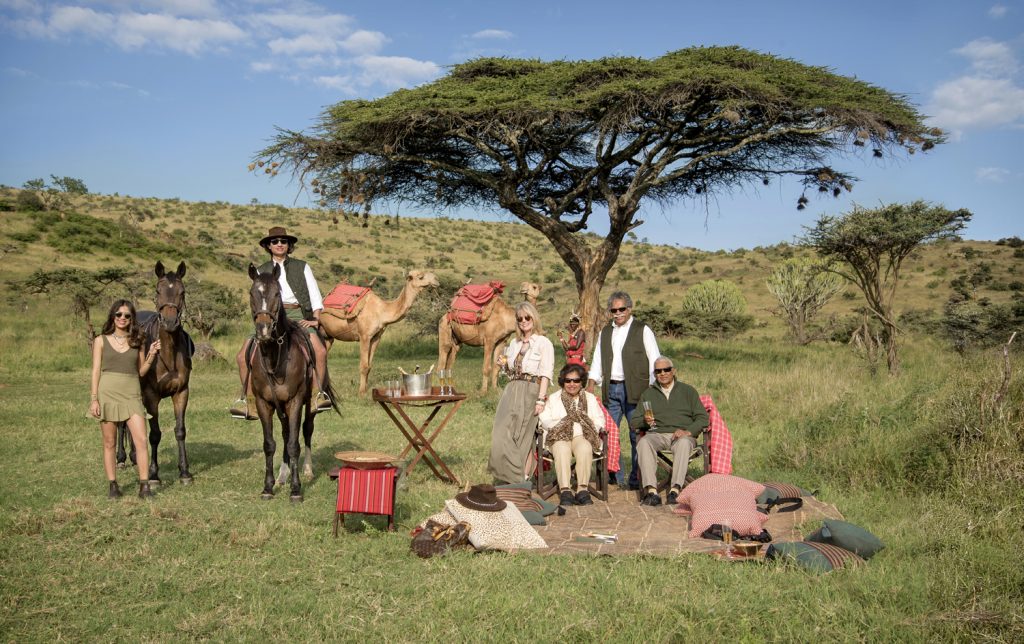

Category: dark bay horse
[248, 262, 337, 501]
[116, 261, 194, 483]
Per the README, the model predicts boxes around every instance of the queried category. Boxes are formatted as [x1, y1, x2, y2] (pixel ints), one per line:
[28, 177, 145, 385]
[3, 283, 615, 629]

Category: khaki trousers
[550, 435, 594, 492]
[637, 432, 695, 490]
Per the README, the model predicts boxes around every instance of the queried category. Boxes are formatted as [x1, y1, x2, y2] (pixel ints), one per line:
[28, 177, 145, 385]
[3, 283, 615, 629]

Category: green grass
[1, 295, 1022, 640]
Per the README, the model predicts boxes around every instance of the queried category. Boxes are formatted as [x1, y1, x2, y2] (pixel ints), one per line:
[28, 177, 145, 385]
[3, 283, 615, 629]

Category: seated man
[630, 356, 709, 506]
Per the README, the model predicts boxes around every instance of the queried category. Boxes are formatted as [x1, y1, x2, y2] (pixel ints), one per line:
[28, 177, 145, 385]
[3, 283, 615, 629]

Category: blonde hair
[514, 301, 545, 339]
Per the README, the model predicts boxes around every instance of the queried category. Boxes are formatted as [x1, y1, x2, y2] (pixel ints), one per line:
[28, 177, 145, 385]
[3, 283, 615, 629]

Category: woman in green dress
[89, 300, 161, 499]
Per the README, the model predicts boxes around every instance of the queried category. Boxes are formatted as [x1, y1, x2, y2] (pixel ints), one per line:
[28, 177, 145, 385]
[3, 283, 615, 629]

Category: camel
[437, 281, 542, 393]
[320, 269, 440, 395]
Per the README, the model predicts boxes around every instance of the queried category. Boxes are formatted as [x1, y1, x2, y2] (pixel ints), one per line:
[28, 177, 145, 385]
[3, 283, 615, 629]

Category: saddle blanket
[447, 280, 505, 325]
[324, 283, 372, 317]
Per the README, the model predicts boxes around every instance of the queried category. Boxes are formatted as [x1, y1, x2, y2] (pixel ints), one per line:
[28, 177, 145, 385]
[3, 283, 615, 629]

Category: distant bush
[941, 298, 1024, 353]
[677, 280, 754, 339]
[16, 191, 45, 212]
[995, 236, 1023, 248]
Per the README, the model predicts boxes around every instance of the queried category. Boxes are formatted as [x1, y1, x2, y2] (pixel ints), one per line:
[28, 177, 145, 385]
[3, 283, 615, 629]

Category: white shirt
[503, 334, 555, 382]
[272, 258, 324, 311]
[588, 316, 660, 385]
[538, 389, 606, 444]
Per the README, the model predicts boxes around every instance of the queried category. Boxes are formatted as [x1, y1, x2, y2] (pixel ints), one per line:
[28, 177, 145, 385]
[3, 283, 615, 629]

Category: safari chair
[534, 427, 610, 502]
[651, 425, 710, 494]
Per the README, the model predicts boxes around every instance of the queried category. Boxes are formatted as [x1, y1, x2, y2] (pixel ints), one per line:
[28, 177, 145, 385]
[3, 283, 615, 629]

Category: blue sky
[1, 0, 1021, 250]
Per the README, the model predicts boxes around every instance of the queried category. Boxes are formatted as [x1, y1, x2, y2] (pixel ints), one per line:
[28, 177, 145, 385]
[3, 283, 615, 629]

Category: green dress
[97, 337, 149, 422]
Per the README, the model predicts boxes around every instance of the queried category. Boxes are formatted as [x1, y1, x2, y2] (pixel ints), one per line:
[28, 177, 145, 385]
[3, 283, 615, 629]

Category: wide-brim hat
[259, 226, 298, 248]
[454, 484, 507, 512]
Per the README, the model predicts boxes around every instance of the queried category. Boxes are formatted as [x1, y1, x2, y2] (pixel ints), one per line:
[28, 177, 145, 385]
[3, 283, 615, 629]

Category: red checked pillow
[678, 473, 765, 506]
[687, 489, 769, 538]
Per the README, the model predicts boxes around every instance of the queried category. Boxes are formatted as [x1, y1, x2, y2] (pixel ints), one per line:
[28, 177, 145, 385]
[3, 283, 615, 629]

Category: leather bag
[410, 519, 472, 558]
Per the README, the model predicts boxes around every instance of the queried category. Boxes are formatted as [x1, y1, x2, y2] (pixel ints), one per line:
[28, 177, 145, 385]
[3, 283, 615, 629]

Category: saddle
[323, 283, 372, 319]
[447, 280, 505, 325]
[136, 310, 196, 357]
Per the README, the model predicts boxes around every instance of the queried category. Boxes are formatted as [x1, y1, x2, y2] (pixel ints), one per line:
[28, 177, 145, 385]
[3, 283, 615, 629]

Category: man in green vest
[230, 227, 332, 418]
[587, 291, 660, 489]
[631, 356, 709, 505]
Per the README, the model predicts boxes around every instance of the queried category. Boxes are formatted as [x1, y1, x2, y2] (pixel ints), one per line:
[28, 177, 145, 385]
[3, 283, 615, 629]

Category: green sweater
[630, 380, 709, 437]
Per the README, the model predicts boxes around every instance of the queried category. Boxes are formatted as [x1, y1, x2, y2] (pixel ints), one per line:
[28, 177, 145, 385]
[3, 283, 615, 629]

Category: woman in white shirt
[488, 302, 554, 484]
[538, 363, 606, 505]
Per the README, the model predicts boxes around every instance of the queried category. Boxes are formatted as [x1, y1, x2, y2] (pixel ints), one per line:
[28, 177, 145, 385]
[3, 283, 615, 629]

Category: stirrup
[229, 397, 256, 420]
[313, 390, 332, 412]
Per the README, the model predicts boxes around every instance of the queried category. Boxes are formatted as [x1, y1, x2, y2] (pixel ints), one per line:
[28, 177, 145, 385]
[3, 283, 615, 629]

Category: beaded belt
[510, 374, 540, 384]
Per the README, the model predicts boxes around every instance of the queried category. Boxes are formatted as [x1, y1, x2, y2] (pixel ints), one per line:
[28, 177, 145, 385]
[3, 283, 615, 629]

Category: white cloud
[471, 28, 513, 40]
[929, 76, 1024, 129]
[988, 4, 1008, 18]
[250, 60, 277, 73]
[112, 12, 246, 54]
[976, 166, 1011, 183]
[340, 29, 387, 55]
[955, 38, 1018, 77]
[268, 32, 337, 55]
[314, 74, 355, 93]
[4, 66, 36, 77]
[51, 6, 116, 39]
[356, 55, 440, 89]
[247, 11, 352, 37]
[927, 38, 1024, 133]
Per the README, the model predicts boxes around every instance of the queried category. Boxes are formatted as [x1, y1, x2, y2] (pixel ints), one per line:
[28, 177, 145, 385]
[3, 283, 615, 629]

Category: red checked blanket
[323, 283, 372, 318]
[447, 280, 505, 325]
[700, 395, 733, 475]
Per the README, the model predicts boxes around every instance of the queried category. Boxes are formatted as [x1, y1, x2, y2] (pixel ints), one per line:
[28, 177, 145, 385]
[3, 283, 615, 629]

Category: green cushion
[766, 541, 863, 573]
[520, 510, 546, 526]
[805, 519, 885, 560]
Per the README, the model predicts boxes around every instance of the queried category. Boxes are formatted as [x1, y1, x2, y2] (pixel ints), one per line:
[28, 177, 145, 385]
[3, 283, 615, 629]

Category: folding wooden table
[372, 388, 466, 486]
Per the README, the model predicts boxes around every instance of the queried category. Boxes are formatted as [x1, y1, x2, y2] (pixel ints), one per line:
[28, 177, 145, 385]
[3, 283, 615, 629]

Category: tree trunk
[884, 320, 900, 375]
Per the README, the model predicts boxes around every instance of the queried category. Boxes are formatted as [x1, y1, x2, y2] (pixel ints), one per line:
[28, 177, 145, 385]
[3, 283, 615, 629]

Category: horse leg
[172, 388, 192, 484]
[287, 401, 304, 501]
[257, 398, 276, 499]
[144, 392, 162, 485]
[302, 405, 315, 480]
[277, 408, 291, 486]
[115, 422, 128, 468]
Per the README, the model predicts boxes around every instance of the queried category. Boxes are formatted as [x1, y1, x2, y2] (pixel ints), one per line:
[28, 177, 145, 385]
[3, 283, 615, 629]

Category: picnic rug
[532, 486, 843, 556]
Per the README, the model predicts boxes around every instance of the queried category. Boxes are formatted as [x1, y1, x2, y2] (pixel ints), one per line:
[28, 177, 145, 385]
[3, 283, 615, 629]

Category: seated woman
[538, 363, 606, 506]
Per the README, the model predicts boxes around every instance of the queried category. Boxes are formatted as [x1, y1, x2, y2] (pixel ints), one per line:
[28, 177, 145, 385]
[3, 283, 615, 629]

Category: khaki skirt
[488, 379, 540, 484]
[97, 371, 150, 422]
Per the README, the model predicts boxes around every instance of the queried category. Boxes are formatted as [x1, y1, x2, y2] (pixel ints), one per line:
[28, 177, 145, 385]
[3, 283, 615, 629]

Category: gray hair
[654, 355, 674, 368]
[606, 291, 633, 309]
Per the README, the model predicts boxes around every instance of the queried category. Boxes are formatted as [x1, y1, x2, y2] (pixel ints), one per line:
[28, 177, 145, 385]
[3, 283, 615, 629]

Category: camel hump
[323, 283, 372, 318]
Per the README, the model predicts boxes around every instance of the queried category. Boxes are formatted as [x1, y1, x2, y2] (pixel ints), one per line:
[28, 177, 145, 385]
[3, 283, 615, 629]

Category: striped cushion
[687, 489, 769, 539]
[762, 481, 806, 499]
[766, 541, 864, 572]
[494, 487, 543, 513]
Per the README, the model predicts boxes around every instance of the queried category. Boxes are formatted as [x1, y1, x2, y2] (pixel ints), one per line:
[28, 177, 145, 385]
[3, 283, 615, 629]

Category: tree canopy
[801, 200, 971, 373]
[261, 46, 942, 331]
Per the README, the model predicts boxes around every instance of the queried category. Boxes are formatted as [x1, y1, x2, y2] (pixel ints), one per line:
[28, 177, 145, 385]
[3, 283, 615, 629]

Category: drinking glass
[390, 380, 401, 398]
[437, 369, 448, 395]
[642, 401, 654, 426]
[721, 518, 733, 556]
[447, 371, 456, 395]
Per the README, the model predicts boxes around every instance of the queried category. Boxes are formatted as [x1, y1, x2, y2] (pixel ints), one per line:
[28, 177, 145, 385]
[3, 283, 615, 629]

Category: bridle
[156, 276, 184, 330]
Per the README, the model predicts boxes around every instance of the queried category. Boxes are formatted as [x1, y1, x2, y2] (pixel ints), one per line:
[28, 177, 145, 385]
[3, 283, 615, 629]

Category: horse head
[154, 261, 186, 332]
[248, 262, 282, 344]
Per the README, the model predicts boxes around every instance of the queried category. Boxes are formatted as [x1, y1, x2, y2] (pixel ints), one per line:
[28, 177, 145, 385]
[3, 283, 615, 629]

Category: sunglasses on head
[114, 312, 132, 320]
[516, 315, 532, 322]
[563, 377, 582, 384]
[609, 306, 629, 314]
[654, 367, 674, 374]
[268, 238, 290, 245]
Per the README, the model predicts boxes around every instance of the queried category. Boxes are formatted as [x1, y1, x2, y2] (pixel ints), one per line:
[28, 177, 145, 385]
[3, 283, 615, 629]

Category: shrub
[941, 299, 1024, 353]
[16, 191, 45, 212]
[678, 280, 754, 339]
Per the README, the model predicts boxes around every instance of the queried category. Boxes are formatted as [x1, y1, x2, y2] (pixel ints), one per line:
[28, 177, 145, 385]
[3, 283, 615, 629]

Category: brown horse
[248, 262, 337, 501]
[116, 261, 194, 484]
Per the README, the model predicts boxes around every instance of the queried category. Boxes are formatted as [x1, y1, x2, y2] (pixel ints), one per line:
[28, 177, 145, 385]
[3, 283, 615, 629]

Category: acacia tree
[800, 201, 971, 374]
[767, 257, 845, 344]
[260, 46, 942, 333]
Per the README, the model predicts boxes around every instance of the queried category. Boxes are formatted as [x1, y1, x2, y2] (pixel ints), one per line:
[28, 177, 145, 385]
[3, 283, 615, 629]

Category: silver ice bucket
[402, 373, 433, 396]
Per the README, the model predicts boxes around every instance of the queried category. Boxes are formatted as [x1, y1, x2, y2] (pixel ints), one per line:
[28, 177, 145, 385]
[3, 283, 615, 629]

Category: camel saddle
[447, 280, 505, 325]
[323, 283, 372, 319]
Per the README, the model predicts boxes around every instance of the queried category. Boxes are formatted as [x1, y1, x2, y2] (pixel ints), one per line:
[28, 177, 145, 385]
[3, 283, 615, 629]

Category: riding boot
[138, 481, 154, 499]
[108, 480, 122, 499]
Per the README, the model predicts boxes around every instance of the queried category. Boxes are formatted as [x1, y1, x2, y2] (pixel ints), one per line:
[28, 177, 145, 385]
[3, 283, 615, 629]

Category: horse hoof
[179, 476, 194, 486]
[289, 495, 303, 503]
[260, 492, 274, 500]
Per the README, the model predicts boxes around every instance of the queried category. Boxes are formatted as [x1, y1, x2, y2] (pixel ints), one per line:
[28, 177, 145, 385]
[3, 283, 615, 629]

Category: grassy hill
[1, 188, 1022, 640]
[2, 187, 1020, 345]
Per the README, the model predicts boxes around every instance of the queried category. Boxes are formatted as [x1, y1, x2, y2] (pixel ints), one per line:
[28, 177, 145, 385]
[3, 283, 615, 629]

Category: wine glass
[447, 370, 456, 395]
[721, 518, 733, 556]
[642, 400, 655, 426]
[437, 369, 448, 395]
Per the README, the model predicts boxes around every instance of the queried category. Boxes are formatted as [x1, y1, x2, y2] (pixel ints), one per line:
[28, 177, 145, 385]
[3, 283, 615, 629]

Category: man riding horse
[230, 227, 332, 418]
